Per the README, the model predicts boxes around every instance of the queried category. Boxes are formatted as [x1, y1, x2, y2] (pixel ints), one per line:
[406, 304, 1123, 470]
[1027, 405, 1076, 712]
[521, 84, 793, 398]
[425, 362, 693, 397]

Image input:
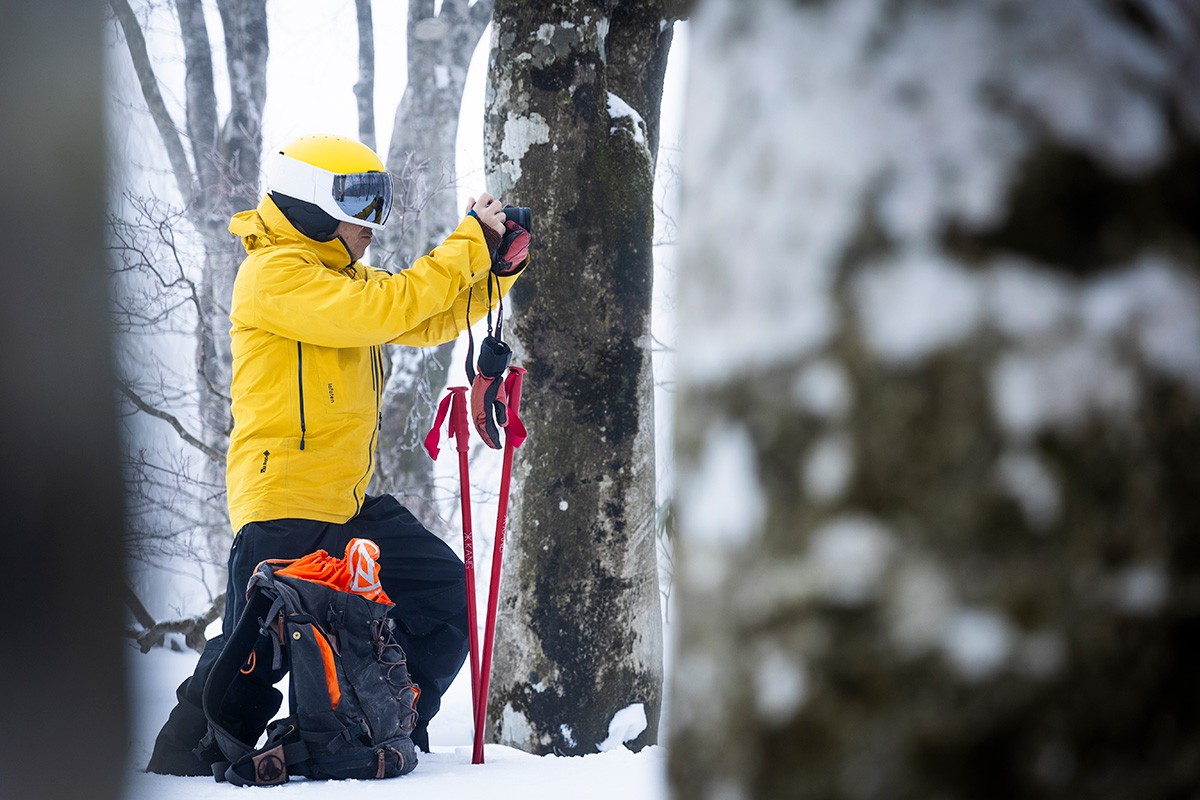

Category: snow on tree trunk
[670, 1, 1200, 798]
[479, 0, 679, 755]
[372, 0, 493, 523]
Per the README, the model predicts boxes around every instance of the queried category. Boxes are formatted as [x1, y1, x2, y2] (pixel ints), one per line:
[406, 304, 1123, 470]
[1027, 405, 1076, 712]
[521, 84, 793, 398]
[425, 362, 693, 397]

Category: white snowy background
[109, 1, 688, 796]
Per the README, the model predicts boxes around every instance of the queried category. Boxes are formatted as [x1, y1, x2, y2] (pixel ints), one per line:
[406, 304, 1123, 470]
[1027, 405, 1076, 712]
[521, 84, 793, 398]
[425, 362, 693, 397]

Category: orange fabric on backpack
[273, 537, 393, 606]
[310, 623, 341, 709]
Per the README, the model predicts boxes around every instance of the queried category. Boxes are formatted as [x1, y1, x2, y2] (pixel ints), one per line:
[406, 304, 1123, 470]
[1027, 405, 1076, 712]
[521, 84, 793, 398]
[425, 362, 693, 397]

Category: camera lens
[503, 205, 532, 232]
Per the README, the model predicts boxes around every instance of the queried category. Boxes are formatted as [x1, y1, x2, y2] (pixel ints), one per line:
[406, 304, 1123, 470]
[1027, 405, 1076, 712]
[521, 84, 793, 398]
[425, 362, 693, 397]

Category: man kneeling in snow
[147, 134, 527, 775]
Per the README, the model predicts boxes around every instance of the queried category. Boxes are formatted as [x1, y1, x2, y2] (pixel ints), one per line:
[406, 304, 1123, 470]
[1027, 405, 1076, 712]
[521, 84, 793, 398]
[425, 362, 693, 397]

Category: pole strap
[422, 391, 454, 460]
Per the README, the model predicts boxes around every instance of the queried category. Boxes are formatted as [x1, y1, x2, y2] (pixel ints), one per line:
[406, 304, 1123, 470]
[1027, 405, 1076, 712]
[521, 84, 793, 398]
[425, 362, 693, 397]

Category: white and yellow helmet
[267, 134, 393, 230]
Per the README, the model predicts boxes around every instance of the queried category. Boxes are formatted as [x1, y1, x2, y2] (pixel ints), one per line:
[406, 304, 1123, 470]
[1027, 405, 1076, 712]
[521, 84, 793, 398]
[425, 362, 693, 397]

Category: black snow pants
[146, 494, 469, 776]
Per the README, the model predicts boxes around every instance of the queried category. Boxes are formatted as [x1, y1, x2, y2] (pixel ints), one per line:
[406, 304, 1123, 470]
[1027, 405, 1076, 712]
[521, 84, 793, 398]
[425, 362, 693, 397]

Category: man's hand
[466, 194, 506, 237]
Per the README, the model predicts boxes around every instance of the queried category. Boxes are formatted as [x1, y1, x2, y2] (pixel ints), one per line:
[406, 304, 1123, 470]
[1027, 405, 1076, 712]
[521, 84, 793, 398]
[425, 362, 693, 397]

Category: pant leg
[145, 520, 336, 775]
[220, 519, 337, 638]
[347, 495, 470, 751]
[144, 634, 227, 776]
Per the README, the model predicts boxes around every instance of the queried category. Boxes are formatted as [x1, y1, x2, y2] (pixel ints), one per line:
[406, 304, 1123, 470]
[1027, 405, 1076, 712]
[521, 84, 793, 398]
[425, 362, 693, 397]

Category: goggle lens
[332, 172, 393, 226]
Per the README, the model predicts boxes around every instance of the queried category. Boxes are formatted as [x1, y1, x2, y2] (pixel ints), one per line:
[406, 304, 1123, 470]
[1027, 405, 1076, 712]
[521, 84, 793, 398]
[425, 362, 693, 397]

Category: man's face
[335, 220, 373, 261]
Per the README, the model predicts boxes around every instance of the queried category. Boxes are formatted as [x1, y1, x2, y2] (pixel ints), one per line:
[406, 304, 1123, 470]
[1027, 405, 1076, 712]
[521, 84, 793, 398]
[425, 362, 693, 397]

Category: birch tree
[669, 1, 1200, 798]
[481, 0, 689, 755]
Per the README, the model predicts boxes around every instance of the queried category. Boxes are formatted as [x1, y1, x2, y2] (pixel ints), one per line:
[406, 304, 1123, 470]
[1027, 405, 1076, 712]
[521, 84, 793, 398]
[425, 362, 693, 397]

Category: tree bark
[214, 0, 268, 214]
[669, 2, 1200, 798]
[353, 0, 377, 151]
[175, 0, 220, 212]
[481, 0, 678, 755]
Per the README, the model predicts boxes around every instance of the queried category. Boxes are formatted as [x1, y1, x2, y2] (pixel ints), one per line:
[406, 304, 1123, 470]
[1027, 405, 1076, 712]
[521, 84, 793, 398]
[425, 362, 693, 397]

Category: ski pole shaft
[448, 387, 481, 723]
[473, 367, 525, 764]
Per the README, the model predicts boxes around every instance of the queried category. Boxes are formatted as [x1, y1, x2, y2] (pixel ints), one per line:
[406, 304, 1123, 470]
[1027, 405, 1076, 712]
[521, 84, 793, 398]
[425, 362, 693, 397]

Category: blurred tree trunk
[371, 0, 494, 525]
[481, 0, 687, 755]
[670, 1, 1200, 799]
[0, 1, 127, 796]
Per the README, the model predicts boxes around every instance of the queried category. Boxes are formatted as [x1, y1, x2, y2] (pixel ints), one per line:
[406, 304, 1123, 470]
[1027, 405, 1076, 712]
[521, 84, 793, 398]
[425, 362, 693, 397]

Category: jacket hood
[229, 195, 356, 273]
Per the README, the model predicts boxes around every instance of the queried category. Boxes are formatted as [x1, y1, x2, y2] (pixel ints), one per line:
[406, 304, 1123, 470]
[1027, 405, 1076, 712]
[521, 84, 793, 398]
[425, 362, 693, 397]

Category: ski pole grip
[506, 366, 526, 416]
[448, 386, 470, 452]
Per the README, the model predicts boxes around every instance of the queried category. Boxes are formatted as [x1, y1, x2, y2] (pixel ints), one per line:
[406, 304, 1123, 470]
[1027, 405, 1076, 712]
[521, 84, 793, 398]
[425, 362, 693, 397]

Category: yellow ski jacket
[224, 195, 517, 533]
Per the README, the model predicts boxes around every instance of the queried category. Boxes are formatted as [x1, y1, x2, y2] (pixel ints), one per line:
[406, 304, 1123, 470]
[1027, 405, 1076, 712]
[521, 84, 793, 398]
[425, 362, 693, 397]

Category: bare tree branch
[109, 0, 196, 208]
[411, 0, 434, 22]
[468, 0, 495, 31]
[123, 582, 157, 630]
[126, 592, 225, 653]
[117, 378, 224, 462]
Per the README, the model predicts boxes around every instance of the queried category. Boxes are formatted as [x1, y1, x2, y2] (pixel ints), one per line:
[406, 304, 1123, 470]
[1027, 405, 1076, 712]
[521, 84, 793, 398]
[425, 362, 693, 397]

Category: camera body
[503, 205, 532, 232]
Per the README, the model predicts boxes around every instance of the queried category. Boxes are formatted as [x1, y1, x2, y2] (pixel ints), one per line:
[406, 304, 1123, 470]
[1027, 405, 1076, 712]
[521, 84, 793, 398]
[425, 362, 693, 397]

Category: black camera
[503, 205, 532, 232]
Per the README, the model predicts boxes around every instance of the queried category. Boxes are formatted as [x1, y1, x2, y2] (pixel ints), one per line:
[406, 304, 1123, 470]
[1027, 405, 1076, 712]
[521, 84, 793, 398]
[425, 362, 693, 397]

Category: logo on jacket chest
[260, 450, 270, 473]
[327, 383, 335, 404]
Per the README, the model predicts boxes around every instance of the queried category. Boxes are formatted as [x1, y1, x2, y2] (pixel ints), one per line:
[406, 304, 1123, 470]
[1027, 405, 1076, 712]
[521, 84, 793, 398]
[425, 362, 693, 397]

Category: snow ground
[123, 646, 668, 799]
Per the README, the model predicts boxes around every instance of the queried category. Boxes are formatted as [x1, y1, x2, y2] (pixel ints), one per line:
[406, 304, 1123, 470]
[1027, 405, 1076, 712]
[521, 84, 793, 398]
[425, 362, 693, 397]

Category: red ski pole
[424, 387, 481, 727]
[449, 387, 482, 724]
[473, 366, 526, 765]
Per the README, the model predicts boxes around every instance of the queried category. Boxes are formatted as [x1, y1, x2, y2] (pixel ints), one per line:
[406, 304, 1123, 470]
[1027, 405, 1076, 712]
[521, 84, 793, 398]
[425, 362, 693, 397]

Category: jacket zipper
[297, 342, 307, 451]
[375, 347, 385, 430]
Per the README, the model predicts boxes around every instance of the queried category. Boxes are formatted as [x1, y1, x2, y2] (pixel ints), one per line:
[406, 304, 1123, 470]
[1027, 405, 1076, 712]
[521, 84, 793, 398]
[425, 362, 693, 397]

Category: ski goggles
[268, 153, 394, 230]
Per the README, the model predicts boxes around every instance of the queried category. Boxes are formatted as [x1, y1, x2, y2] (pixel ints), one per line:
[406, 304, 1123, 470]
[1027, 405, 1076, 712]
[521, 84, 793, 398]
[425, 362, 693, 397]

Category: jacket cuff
[467, 210, 503, 254]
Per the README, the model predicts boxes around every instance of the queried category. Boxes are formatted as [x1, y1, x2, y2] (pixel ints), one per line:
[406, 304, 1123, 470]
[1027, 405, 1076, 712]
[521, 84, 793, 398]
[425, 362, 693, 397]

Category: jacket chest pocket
[303, 344, 379, 421]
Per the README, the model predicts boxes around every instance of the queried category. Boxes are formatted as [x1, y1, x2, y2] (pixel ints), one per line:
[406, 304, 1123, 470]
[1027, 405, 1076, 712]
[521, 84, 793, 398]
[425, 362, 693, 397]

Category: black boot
[145, 678, 214, 776]
[411, 720, 429, 753]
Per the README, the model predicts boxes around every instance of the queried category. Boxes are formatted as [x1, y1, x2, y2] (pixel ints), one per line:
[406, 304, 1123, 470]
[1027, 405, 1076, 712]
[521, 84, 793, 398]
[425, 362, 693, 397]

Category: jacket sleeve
[233, 217, 493, 348]
[385, 271, 520, 346]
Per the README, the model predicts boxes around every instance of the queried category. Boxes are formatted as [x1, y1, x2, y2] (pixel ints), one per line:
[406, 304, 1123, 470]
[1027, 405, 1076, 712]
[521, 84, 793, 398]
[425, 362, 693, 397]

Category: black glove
[492, 219, 531, 277]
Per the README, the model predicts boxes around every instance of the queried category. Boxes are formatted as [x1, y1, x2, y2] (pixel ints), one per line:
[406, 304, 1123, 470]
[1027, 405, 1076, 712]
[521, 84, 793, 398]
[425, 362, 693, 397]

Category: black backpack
[200, 549, 420, 785]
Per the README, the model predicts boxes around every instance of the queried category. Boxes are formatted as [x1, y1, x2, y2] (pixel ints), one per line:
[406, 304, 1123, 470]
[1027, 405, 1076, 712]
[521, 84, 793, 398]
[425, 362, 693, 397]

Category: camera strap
[464, 272, 507, 384]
